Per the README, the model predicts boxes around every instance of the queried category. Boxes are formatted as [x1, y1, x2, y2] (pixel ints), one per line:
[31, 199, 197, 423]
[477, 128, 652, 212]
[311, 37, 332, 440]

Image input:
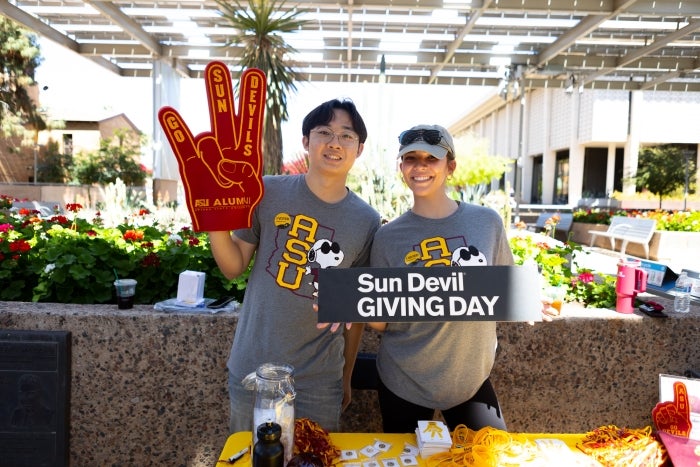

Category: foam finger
[673, 381, 689, 412]
[158, 107, 198, 166]
[236, 68, 266, 171]
[204, 61, 236, 150]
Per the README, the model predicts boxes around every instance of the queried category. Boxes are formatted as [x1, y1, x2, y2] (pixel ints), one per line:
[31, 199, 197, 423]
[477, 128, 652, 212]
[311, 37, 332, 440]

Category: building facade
[450, 88, 700, 209]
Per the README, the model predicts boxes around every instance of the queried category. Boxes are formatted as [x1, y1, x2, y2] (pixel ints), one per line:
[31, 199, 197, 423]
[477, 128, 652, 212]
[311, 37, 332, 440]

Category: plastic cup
[114, 279, 137, 309]
[543, 285, 567, 313]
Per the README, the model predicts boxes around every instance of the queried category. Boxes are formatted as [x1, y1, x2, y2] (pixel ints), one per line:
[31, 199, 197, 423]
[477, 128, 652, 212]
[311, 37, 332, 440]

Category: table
[217, 431, 593, 466]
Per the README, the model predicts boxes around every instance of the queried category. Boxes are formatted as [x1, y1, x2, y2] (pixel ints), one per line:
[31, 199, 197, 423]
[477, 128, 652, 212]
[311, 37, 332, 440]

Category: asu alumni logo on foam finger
[157, 61, 267, 232]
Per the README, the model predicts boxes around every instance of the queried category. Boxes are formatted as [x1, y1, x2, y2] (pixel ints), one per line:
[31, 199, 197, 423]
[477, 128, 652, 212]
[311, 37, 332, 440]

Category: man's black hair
[301, 98, 368, 143]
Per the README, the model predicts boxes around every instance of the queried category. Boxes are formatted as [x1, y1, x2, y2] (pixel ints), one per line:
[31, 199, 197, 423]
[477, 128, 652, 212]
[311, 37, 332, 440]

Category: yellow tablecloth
[217, 431, 589, 466]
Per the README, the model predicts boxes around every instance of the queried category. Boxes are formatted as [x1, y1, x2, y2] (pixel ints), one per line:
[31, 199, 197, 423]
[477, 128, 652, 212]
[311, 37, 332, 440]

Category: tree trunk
[263, 116, 283, 175]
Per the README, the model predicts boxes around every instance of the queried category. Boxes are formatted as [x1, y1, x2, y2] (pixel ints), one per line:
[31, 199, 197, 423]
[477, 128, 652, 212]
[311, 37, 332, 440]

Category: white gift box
[176, 270, 206, 307]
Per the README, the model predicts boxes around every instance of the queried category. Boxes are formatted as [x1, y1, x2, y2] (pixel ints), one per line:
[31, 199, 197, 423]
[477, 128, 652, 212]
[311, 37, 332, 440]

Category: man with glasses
[210, 99, 381, 433]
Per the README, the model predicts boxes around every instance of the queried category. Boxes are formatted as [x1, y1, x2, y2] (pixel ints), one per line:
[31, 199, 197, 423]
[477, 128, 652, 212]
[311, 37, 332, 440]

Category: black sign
[0, 330, 70, 467]
[318, 265, 542, 323]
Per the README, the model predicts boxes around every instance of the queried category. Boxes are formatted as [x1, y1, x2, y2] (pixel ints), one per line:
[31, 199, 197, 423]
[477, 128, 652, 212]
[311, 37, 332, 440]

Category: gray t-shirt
[370, 201, 513, 409]
[228, 174, 381, 391]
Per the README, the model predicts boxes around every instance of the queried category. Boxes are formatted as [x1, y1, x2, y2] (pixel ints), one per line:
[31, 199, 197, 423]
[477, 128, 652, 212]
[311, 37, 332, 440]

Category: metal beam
[427, 0, 493, 84]
[534, 0, 641, 67]
[582, 20, 700, 85]
[0, 1, 79, 52]
[637, 60, 700, 90]
[86, 1, 162, 56]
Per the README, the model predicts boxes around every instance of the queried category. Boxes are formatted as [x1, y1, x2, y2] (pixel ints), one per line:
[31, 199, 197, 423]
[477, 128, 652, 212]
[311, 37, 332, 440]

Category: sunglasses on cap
[398, 129, 443, 146]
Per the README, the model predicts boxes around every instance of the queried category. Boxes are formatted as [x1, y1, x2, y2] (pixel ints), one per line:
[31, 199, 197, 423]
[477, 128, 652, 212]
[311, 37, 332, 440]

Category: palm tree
[215, 0, 308, 175]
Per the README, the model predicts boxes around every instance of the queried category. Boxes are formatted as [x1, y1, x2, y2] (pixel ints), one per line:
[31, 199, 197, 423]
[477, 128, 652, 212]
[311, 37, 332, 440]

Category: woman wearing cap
[368, 124, 511, 433]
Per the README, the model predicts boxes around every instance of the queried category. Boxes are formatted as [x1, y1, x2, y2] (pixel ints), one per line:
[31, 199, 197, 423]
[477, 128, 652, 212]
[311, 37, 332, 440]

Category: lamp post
[33, 143, 38, 184]
[683, 148, 690, 211]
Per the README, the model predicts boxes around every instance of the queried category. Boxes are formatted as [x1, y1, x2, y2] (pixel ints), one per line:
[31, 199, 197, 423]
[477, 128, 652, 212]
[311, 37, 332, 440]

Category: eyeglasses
[310, 127, 360, 147]
[398, 129, 442, 146]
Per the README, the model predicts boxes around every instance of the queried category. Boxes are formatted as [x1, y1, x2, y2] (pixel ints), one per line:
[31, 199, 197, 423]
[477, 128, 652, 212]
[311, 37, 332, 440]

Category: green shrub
[509, 233, 617, 309]
[0, 203, 247, 304]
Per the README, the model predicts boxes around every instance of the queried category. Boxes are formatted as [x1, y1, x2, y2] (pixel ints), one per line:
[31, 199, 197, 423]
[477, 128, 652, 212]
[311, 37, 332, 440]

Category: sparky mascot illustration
[451, 245, 487, 266]
[305, 239, 344, 297]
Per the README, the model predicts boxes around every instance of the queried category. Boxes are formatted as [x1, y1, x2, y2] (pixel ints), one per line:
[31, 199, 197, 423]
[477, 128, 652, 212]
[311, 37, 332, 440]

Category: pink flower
[577, 272, 595, 284]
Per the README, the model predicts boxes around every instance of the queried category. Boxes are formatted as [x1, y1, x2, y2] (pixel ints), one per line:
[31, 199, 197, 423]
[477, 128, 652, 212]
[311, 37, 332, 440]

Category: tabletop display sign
[654, 374, 700, 465]
[639, 260, 700, 303]
[317, 265, 542, 323]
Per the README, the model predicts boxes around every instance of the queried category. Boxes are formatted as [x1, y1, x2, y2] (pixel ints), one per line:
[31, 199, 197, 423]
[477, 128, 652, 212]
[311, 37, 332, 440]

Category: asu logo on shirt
[404, 235, 487, 268]
[267, 211, 345, 299]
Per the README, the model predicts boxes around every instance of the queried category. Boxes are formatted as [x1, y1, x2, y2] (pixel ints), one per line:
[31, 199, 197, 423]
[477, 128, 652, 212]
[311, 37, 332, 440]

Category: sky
[34, 38, 495, 166]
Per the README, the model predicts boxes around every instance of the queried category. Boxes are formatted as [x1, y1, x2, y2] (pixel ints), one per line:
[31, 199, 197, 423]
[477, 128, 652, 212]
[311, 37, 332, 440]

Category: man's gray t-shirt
[370, 201, 513, 410]
[229, 174, 380, 392]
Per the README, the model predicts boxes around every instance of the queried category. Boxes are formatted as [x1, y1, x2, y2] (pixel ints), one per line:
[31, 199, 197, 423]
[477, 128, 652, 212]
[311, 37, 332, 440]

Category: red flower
[141, 252, 161, 267]
[50, 215, 70, 225]
[65, 203, 83, 212]
[9, 239, 31, 253]
[138, 208, 150, 216]
[123, 229, 145, 241]
[86, 230, 97, 236]
[188, 237, 200, 246]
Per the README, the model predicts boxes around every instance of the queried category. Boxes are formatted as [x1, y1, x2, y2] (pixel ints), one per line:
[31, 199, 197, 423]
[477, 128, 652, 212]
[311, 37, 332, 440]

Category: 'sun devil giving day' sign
[317, 266, 543, 323]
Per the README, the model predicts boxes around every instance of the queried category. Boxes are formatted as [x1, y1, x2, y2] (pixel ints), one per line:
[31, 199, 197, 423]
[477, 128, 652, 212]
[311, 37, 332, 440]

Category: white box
[176, 270, 206, 307]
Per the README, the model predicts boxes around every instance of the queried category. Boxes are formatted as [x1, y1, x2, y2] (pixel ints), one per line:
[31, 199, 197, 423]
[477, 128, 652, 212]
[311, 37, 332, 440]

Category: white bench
[589, 217, 656, 258]
[11, 201, 63, 217]
[527, 212, 573, 241]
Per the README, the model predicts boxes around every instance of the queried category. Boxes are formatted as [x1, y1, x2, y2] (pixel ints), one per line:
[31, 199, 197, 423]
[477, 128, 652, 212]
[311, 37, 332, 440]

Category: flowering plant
[509, 231, 617, 309]
[573, 208, 700, 232]
[0, 202, 248, 304]
[0, 194, 13, 210]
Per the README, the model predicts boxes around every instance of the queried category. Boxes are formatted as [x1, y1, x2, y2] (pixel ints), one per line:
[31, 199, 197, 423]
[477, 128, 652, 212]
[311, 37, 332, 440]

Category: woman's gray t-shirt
[370, 201, 513, 409]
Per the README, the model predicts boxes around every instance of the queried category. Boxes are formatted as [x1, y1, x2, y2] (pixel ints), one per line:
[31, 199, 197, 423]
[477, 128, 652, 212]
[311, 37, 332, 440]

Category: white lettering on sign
[407, 271, 465, 292]
[357, 273, 403, 293]
[448, 296, 499, 316]
[357, 296, 445, 317]
[356, 295, 499, 318]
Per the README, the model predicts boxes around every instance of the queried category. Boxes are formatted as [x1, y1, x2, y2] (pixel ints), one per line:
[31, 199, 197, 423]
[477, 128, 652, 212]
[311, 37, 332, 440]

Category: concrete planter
[571, 222, 700, 263]
[570, 222, 608, 247]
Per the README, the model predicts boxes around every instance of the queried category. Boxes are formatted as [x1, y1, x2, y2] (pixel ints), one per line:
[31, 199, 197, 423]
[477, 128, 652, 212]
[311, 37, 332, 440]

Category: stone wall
[1, 298, 698, 466]
[0, 180, 177, 209]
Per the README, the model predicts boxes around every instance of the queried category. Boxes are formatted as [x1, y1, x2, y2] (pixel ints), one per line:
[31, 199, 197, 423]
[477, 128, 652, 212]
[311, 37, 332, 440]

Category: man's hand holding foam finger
[158, 62, 266, 232]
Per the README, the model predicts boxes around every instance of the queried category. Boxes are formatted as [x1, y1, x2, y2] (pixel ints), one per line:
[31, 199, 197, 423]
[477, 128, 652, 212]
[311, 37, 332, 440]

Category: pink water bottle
[616, 259, 648, 313]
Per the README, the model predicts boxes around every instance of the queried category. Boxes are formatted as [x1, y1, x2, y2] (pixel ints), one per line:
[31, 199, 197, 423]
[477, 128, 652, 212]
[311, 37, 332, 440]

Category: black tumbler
[253, 421, 284, 467]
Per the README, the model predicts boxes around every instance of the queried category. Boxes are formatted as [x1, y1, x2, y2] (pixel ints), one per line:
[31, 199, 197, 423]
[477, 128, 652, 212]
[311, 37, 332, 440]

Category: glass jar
[243, 363, 296, 464]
